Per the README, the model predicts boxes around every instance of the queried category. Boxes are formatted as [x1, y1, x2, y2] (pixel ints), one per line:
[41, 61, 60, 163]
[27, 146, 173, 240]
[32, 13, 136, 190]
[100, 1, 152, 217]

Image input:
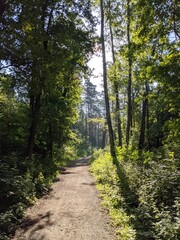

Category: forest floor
[12, 157, 115, 240]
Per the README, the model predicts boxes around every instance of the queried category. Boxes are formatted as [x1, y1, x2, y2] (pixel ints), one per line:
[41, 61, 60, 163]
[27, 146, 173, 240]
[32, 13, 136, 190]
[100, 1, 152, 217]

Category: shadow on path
[20, 211, 54, 231]
[12, 155, 115, 240]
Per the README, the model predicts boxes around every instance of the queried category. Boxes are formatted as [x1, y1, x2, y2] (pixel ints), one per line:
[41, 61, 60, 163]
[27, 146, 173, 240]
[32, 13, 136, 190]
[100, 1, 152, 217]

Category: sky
[88, 54, 103, 91]
[88, 49, 113, 92]
[86, 11, 113, 93]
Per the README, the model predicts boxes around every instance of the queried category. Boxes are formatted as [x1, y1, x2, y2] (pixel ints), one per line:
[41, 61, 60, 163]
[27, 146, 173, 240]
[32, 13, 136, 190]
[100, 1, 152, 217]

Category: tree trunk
[100, 0, 116, 161]
[146, 82, 150, 149]
[108, 0, 123, 147]
[0, 0, 6, 17]
[139, 82, 148, 150]
[102, 123, 106, 149]
[126, 0, 132, 146]
[97, 123, 100, 148]
[93, 123, 97, 148]
[85, 115, 88, 148]
[49, 121, 53, 158]
[26, 3, 49, 158]
[26, 93, 41, 157]
[115, 85, 123, 147]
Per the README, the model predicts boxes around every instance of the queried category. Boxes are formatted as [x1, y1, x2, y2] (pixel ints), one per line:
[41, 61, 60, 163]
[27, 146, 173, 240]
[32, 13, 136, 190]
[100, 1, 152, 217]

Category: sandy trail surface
[12, 157, 115, 240]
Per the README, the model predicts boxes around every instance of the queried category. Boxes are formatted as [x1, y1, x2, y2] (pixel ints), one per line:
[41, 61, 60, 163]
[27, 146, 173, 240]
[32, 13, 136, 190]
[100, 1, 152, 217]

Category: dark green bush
[0, 144, 77, 239]
[135, 157, 180, 239]
[0, 156, 36, 238]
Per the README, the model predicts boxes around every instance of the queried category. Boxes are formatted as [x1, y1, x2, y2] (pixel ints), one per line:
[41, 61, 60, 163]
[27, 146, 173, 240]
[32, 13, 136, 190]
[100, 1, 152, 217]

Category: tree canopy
[0, 0, 179, 239]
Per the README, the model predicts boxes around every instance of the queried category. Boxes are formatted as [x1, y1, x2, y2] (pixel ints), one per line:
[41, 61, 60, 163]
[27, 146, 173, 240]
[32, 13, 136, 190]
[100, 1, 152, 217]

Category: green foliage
[0, 144, 78, 239]
[0, 156, 35, 237]
[0, 1, 95, 238]
[90, 151, 136, 240]
[0, 76, 29, 155]
[92, 0, 179, 239]
[75, 79, 106, 156]
[0, 211, 18, 236]
[91, 146, 180, 240]
[59, 145, 78, 164]
[0, 0, 179, 239]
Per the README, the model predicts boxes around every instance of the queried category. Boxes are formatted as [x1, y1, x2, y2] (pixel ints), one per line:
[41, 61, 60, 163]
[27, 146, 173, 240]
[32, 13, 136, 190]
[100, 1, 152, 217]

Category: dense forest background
[0, 0, 180, 239]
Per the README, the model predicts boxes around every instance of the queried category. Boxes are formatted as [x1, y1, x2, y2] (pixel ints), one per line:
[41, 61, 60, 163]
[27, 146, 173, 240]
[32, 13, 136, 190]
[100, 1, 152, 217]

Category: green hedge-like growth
[0, 145, 78, 239]
[90, 147, 180, 240]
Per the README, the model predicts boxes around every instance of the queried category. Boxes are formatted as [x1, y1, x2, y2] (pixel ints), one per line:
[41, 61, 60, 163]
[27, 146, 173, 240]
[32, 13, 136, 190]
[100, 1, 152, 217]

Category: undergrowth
[0, 145, 77, 240]
[90, 147, 180, 240]
[90, 150, 136, 240]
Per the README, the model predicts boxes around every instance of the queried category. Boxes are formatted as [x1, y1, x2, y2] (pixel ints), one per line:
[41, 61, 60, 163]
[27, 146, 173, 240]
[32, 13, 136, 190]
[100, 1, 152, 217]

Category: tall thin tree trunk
[146, 81, 150, 149]
[126, 0, 132, 146]
[49, 121, 53, 158]
[132, 90, 135, 128]
[0, 0, 6, 17]
[26, 2, 48, 158]
[97, 123, 100, 148]
[100, 0, 116, 161]
[108, 0, 123, 147]
[139, 82, 148, 150]
[93, 123, 97, 148]
[26, 93, 41, 157]
[85, 115, 88, 148]
[102, 123, 106, 149]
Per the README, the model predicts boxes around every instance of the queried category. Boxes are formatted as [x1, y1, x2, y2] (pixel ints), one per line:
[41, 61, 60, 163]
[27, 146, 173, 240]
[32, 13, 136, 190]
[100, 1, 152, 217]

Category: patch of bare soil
[12, 157, 115, 240]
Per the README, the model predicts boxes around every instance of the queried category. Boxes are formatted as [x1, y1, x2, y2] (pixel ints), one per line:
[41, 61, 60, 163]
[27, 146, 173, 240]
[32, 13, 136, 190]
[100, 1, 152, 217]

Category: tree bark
[26, 93, 41, 157]
[100, 0, 116, 161]
[139, 82, 149, 150]
[85, 115, 88, 148]
[102, 123, 106, 149]
[108, 0, 123, 147]
[126, 0, 132, 146]
[146, 82, 150, 149]
[26, 2, 49, 158]
[49, 121, 53, 158]
[0, 0, 6, 17]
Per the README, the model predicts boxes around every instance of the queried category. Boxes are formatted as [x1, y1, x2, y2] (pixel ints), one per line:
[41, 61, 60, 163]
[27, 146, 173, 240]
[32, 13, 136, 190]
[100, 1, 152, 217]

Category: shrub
[90, 152, 136, 240]
[90, 146, 180, 240]
[0, 156, 36, 239]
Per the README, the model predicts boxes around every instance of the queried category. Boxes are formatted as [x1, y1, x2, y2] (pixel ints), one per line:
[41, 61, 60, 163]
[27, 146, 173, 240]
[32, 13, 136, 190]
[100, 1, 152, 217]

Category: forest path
[12, 157, 115, 240]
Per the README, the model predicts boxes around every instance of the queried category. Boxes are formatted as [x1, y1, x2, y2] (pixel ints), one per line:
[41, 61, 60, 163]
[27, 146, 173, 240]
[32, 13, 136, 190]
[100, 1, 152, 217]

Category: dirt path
[13, 158, 115, 240]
